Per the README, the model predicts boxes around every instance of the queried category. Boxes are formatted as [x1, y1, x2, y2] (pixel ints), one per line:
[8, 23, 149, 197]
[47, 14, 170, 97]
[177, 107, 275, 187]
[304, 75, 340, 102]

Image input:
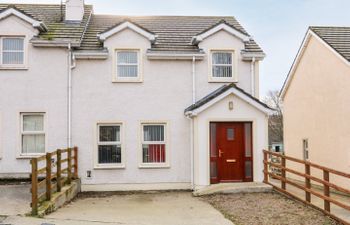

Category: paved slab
[0, 184, 31, 216]
[194, 182, 272, 196]
[2, 191, 233, 225]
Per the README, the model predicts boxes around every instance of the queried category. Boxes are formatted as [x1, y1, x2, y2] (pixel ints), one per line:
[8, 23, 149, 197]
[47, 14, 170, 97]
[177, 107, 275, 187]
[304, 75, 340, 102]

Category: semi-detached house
[0, 0, 273, 191]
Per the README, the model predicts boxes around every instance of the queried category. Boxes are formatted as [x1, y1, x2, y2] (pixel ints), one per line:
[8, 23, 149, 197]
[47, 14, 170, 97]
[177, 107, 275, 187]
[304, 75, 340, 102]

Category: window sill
[139, 163, 170, 169]
[0, 66, 28, 70]
[17, 154, 45, 159]
[112, 79, 143, 83]
[208, 79, 238, 83]
[94, 164, 125, 170]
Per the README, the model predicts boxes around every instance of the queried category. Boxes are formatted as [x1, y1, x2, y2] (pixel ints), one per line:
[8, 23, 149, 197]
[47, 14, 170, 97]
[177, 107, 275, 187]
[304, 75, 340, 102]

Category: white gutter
[192, 56, 196, 104]
[250, 57, 256, 97]
[67, 43, 76, 148]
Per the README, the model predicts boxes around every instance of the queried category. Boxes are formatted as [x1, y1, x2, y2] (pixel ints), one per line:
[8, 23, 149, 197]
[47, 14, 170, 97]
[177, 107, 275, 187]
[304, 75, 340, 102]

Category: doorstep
[193, 182, 272, 196]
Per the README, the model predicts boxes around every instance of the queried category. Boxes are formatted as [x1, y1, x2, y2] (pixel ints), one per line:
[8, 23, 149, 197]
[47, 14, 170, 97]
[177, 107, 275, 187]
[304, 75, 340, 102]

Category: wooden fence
[263, 150, 350, 225]
[30, 147, 78, 215]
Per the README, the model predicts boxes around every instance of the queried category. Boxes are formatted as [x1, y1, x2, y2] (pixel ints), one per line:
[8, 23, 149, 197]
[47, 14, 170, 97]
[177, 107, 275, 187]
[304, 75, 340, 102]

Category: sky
[1, 0, 350, 97]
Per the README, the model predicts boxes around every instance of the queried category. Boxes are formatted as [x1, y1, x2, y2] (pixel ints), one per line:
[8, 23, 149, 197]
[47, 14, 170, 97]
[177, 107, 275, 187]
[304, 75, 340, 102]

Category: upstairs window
[115, 50, 141, 82]
[210, 51, 235, 82]
[1, 37, 25, 66]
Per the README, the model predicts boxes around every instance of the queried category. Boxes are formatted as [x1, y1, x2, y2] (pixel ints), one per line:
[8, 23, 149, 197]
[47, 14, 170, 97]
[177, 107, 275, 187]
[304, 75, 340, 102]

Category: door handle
[219, 149, 224, 157]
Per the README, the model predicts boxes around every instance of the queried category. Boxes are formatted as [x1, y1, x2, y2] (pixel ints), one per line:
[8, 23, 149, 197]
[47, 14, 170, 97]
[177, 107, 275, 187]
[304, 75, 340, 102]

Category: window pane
[244, 123, 252, 157]
[143, 125, 164, 142]
[210, 123, 217, 157]
[210, 161, 217, 178]
[99, 126, 120, 142]
[245, 161, 252, 178]
[22, 134, 45, 153]
[3, 38, 24, 51]
[227, 128, 234, 140]
[3, 52, 24, 64]
[117, 65, 138, 77]
[212, 66, 232, 77]
[98, 145, 121, 164]
[142, 144, 165, 163]
[23, 115, 44, 131]
[212, 52, 232, 64]
[117, 51, 138, 64]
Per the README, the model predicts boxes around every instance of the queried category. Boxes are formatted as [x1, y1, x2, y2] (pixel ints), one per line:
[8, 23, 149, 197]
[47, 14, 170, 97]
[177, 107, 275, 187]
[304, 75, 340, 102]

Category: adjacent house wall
[283, 35, 350, 188]
[0, 16, 68, 176]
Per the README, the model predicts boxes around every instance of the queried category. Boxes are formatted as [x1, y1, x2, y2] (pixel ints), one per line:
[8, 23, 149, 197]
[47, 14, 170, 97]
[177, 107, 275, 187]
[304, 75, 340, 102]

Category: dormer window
[114, 49, 142, 82]
[210, 50, 236, 82]
[1, 37, 25, 67]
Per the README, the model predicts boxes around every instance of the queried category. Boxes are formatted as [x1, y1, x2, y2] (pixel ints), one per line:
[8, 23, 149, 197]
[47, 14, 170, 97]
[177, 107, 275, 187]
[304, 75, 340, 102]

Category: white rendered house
[0, 1, 272, 191]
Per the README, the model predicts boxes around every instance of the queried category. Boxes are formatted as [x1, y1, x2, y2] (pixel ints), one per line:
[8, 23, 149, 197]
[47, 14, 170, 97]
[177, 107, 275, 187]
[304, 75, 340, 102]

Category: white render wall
[0, 19, 264, 190]
[193, 94, 268, 189]
[0, 16, 69, 176]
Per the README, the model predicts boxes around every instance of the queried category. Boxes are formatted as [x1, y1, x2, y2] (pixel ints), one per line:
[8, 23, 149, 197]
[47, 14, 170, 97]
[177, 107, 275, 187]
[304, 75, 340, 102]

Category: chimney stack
[65, 0, 84, 22]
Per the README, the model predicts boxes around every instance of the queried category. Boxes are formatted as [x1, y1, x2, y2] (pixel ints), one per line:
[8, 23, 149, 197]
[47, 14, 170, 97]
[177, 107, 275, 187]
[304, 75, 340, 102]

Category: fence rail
[263, 150, 350, 225]
[30, 147, 78, 215]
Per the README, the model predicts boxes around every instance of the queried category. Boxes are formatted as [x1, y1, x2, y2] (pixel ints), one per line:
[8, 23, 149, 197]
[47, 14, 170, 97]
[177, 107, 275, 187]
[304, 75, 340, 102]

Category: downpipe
[67, 43, 76, 148]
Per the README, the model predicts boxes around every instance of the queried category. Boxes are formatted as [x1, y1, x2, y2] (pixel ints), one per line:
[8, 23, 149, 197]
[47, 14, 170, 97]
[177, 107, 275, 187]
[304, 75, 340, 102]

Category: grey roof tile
[0, 3, 263, 54]
[0, 3, 92, 44]
[310, 26, 350, 61]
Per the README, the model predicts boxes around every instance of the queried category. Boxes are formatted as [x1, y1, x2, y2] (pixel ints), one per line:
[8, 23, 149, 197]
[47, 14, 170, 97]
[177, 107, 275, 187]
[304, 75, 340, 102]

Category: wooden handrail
[263, 150, 350, 178]
[263, 150, 350, 225]
[30, 147, 79, 216]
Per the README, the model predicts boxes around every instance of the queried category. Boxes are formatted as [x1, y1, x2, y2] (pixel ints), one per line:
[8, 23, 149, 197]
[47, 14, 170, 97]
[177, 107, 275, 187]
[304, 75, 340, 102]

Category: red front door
[210, 122, 253, 183]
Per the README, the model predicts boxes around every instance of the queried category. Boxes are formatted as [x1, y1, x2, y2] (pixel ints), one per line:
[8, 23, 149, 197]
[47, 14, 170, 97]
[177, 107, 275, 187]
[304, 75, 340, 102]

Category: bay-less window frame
[0, 36, 26, 69]
[95, 123, 125, 169]
[20, 112, 46, 157]
[139, 121, 169, 168]
[209, 50, 237, 82]
[114, 49, 142, 82]
[303, 139, 309, 160]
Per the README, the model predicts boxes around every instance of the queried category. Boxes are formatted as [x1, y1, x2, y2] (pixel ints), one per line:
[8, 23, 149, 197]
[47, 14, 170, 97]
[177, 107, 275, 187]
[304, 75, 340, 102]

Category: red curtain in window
[148, 144, 165, 162]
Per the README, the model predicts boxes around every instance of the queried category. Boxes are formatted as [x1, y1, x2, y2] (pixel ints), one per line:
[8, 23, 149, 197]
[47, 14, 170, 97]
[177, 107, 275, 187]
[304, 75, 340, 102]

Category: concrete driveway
[0, 184, 31, 216]
[2, 191, 233, 225]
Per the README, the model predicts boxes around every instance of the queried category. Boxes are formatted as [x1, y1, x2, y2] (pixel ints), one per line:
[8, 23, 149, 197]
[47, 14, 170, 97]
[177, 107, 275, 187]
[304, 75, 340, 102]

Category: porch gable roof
[184, 83, 274, 116]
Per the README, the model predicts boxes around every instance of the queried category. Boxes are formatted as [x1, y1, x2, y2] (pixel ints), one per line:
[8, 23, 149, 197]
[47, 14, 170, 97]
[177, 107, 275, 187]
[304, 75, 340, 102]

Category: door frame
[208, 120, 254, 184]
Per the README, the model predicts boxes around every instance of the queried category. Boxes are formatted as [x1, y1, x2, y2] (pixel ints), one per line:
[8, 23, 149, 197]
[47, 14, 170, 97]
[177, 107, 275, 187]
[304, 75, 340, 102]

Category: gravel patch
[201, 192, 342, 225]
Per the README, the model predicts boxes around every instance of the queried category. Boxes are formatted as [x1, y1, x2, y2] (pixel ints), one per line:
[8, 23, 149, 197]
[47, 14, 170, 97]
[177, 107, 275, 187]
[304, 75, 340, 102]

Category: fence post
[67, 148, 72, 184]
[57, 149, 62, 192]
[323, 170, 330, 212]
[30, 158, 38, 215]
[305, 164, 311, 203]
[46, 152, 52, 201]
[281, 157, 286, 190]
[73, 147, 78, 179]
[263, 151, 268, 183]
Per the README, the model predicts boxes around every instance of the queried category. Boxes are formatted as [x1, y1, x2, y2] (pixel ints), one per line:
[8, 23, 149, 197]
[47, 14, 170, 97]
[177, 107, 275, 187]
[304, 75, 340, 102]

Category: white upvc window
[210, 50, 235, 82]
[140, 122, 169, 168]
[21, 113, 45, 155]
[96, 123, 124, 168]
[114, 49, 141, 82]
[303, 139, 309, 160]
[1, 37, 25, 67]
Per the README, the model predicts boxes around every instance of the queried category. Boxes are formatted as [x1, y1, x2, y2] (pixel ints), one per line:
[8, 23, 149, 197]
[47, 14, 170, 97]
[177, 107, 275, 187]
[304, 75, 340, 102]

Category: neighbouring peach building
[281, 26, 350, 188]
